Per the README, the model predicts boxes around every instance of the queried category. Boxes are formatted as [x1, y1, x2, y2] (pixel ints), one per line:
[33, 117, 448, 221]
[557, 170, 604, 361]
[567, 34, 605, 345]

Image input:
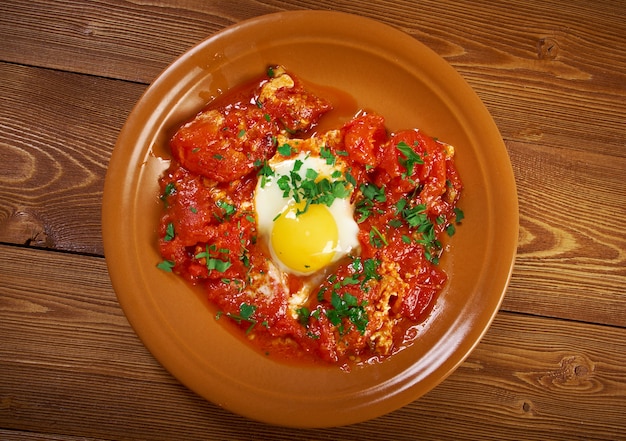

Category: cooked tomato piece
[170, 105, 277, 182]
[257, 66, 332, 134]
[342, 113, 387, 166]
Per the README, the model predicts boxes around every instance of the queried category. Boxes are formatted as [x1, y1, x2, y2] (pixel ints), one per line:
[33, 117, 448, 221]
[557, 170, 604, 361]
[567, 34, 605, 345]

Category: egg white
[254, 149, 360, 276]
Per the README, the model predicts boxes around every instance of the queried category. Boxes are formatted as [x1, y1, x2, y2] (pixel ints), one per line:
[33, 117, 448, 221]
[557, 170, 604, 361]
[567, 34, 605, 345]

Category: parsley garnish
[296, 307, 310, 326]
[277, 143, 294, 156]
[369, 225, 388, 248]
[225, 303, 260, 334]
[164, 222, 175, 241]
[396, 141, 424, 178]
[271, 161, 353, 215]
[194, 244, 232, 273]
[355, 183, 386, 223]
[320, 146, 336, 165]
[160, 182, 176, 206]
[454, 207, 465, 222]
[216, 200, 236, 221]
[156, 260, 175, 272]
[395, 200, 442, 263]
[326, 292, 368, 335]
[256, 160, 274, 188]
[301, 258, 380, 336]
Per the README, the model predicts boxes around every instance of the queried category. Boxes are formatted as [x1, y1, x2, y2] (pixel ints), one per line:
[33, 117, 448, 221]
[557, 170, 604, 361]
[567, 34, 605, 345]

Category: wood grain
[0, 430, 105, 441]
[1, 245, 625, 440]
[0, 62, 145, 254]
[1, 0, 625, 439]
[504, 140, 626, 327]
[1, 0, 624, 155]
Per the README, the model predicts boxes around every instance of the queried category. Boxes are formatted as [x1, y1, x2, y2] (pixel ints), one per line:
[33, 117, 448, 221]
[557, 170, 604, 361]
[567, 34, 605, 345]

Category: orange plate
[102, 11, 518, 428]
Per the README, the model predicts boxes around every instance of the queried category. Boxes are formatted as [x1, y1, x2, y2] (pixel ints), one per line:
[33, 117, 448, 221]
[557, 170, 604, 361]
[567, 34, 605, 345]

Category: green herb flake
[325, 291, 368, 335]
[257, 160, 275, 188]
[296, 307, 310, 326]
[216, 200, 236, 220]
[160, 182, 176, 203]
[156, 260, 175, 272]
[454, 207, 465, 223]
[306, 168, 319, 180]
[195, 244, 232, 273]
[320, 147, 336, 165]
[164, 222, 175, 241]
[396, 141, 424, 177]
[446, 224, 456, 237]
[227, 303, 259, 334]
[369, 225, 388, 248]
[355, 183, 387, 223]
[277, 143, 293, 156]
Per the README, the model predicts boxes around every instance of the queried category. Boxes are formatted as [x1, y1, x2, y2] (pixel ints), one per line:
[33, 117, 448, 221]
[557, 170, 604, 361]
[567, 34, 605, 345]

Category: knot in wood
[5, 208, 53, 248]
[536, 37, 559, 60]
[556, 354, 594, 386]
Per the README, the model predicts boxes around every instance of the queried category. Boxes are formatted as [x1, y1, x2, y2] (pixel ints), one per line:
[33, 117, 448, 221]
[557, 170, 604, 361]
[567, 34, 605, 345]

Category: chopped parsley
[355, 182, 386, 223]
[397, 200, 442, 264]
[320, 146, 336, 165]
[300, 258, 381, 336]
[219, 303, 264, 334]
[326, 291, 368, 335]
[156, 260, 175, 272]
[396, 141, 424, 178]
[454, 207, 465, 222]
[271, 161, 353, 215]
[164, 222, 175, 241]
[277, 143, 294, 156]
[195, 244, 232, 273]
[369, 225, 388, 248]
[215, 200, 236, 221]
[160, 182, 176, 206]
[256, 160, 275, 188]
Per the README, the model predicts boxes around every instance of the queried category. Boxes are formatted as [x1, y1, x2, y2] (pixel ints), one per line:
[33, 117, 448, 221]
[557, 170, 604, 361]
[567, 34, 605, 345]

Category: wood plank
[503, 140, 626, 327]
[0, 0, 249, 82]
[0, 62, 145, 255]
[0, 430, 105, 441]
[1, 245, 625, 440]
[0, 247, 169, 383]
[1, 0, 624, 156]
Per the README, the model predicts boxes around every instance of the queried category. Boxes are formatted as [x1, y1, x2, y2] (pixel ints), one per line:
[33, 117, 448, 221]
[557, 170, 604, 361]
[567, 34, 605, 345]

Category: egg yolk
[271, 202, 339, 274]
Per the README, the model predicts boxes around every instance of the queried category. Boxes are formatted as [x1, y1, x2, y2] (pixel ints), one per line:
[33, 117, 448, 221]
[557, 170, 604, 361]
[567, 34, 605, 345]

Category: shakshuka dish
[156, 66, 464, 367]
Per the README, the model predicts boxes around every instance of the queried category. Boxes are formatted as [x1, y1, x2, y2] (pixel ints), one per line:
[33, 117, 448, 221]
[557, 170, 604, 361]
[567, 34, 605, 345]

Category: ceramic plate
[102, 11, 518, 428]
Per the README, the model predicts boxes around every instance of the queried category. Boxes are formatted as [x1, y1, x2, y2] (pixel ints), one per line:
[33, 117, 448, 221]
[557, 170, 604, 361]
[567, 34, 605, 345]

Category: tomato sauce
[157, 66, 463, 368]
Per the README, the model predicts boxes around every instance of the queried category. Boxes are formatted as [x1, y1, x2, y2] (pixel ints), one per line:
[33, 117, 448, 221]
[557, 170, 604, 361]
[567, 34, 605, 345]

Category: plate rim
[102, 10, 519, 427]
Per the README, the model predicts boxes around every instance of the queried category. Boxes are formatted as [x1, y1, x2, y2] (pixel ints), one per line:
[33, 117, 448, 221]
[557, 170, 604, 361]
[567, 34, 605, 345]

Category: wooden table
[1, 1, 625, 439]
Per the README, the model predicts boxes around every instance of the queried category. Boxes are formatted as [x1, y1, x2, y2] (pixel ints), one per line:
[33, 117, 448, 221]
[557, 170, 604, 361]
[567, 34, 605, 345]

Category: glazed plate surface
[102, 11, 518, 427]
